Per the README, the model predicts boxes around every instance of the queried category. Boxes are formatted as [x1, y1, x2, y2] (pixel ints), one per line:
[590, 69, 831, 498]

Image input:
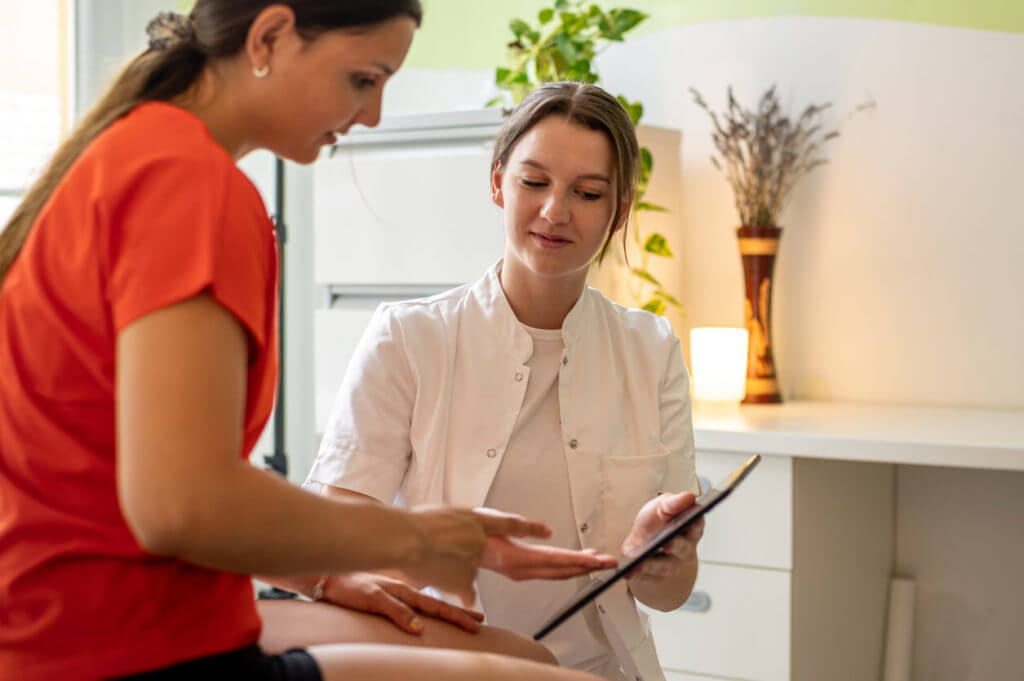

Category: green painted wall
[172, 0, 1024, 69]
[407, 0, 1024, 69]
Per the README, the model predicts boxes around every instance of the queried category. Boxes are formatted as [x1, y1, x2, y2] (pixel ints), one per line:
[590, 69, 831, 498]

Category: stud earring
[253, 65, 270, 78]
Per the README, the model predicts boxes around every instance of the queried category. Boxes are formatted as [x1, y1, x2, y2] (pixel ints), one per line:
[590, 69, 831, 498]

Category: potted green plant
[690, 85, 871, 402]
[491, 0, 681, 317]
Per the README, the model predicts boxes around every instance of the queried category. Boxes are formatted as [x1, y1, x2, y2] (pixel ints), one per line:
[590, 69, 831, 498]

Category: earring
[253, 65, 270, 78]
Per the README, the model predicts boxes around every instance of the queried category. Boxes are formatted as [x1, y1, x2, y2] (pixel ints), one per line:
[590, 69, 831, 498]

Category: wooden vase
[737, 225, 783, 404]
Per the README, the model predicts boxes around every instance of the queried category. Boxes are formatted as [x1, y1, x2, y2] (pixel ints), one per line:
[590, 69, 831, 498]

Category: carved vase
[737, 225, 783, 403]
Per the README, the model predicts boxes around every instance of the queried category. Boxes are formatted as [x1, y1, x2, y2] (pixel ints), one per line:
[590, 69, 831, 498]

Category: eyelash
[352, 75, 378, 90]
[519, 179, 602, 201]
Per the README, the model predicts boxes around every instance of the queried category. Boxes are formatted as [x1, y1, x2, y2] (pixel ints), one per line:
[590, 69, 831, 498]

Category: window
[0, 2, 71, 228]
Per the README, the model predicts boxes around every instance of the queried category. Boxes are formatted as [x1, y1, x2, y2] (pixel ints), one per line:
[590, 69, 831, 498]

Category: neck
[171, 60, 256, 160]
[499, 257, 588, 330]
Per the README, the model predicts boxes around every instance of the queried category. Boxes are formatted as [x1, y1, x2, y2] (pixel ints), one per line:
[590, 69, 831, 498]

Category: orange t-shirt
[0, 102, 278, 681]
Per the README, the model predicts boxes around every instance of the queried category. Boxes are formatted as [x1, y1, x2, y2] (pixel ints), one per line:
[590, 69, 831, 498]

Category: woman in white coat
[304, 82, 705, 681]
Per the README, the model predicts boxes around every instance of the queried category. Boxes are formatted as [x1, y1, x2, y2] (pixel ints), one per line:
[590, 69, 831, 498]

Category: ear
[245, 5, 297, 72]
[490, 161, 505, 209]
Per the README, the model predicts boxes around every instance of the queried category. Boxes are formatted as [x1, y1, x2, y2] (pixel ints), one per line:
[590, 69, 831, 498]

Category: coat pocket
[600, 452, 670, 555]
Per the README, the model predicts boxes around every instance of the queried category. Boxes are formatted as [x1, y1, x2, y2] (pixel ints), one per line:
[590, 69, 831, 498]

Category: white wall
[383, 16, 1024, 411]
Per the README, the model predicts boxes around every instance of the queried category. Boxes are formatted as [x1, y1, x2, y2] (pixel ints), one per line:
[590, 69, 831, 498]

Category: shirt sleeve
[106, 156, 274, 350]
[304, 303, 416, 503]
[659, 334, 700, 495]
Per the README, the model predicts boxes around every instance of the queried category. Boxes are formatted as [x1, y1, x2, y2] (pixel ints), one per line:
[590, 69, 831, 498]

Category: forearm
[630, 555, 699, 612]
[152, 460, 424, 577]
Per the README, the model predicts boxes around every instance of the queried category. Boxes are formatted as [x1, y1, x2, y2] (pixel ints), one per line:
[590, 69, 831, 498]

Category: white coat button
[580, 522, 590, 533]
[569, 438, 578, 449]
[514, 371, 523, 381]
[486, 448, 497, 458]
[562, 355, 568, 366]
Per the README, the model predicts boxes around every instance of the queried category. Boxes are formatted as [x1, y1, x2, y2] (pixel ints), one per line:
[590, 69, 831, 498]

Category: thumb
[655, 491, 697, 523]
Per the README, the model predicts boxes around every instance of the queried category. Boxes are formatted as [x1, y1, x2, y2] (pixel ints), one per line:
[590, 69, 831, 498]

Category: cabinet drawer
[313, 305, 384, 433]
[695, 450, 792, 569]
[643, 563, 790, 681]
[663, 672, 732, 681]
[313, 141, 503, 286]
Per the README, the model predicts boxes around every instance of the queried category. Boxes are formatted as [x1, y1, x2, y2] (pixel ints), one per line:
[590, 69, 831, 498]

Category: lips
[530, 231, 572, 246]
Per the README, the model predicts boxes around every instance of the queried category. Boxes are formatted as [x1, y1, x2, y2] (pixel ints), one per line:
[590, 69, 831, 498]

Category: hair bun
[146, 12, 196, 51]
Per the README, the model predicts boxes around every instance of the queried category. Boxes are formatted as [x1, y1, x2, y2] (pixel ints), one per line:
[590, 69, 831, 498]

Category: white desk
[645, 401, 1024, 681]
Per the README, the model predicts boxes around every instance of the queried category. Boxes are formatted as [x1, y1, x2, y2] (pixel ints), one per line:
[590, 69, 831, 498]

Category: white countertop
[692, 401, 1024, 471]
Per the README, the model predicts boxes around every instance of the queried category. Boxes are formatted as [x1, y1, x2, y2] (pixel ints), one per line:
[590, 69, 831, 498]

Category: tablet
[533, 454, 761, 640]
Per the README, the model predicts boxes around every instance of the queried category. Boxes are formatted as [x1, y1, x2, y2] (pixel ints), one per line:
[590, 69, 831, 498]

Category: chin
[275, 144, 324, 166]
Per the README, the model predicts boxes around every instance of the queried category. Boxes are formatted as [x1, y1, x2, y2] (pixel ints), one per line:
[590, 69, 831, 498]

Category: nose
[541, 191, 571, 225]
[354, 90, 384, 129]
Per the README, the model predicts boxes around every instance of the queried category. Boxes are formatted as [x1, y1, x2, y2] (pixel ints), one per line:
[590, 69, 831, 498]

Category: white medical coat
[306, 262, 699, 681]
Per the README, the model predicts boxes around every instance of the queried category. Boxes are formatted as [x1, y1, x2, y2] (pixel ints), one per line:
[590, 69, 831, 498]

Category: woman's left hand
[321, 572, 486, 634]
[621, 492, 704, 584]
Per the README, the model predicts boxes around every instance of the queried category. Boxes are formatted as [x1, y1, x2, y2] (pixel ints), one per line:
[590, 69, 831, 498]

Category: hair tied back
[146, 12, 196, 51]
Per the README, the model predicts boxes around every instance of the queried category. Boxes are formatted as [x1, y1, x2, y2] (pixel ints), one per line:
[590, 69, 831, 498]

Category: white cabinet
[313, 110, 505, 287]
[645, 451, 896, 681]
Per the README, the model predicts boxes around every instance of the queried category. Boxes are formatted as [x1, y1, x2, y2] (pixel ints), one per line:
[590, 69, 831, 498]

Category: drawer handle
[679, 589, 711, 613]
[698, 475, 712, 494]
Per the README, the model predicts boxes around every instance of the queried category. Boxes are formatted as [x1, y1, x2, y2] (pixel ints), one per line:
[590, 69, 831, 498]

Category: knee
[478, 625, 558, 665]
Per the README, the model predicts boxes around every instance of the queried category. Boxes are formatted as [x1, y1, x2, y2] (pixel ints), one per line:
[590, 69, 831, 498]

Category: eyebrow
[521, 159, 610, 183]
[372, 62, 395, 76]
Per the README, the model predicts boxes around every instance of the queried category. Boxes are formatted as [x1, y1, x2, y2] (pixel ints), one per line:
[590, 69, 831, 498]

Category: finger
[508, 542, 617, 567]
[391, 584, 485, 633]
[663, 536, 692, 559]
[473, 508, 552, 539]
[686, 517, 706, 543]
[656, 491, 697, 521]
[415, 594, 485, 633]
[372, 591, 425, 635]
[509, 564, 613, 580]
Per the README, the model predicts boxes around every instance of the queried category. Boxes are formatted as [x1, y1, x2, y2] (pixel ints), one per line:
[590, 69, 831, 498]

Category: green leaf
[643, 233, 673, 257]
[539, 8, 554, 24]
[640, 147, 653, 176]
[610, 8, 648, 34]
[631, 267, 662, 287]
[485, 96, 505, 108]
[618, 98, 643, 126]
[654, 290, 682, 307]
[642, 298, 667, 315]
[496, 68, 529, 86]
[555, 33, 578, 62]
[636, 201, 669, 213]
[554, 0, 571, 10]
[565, 59, 593, 81]
[509, 18, 531, 38]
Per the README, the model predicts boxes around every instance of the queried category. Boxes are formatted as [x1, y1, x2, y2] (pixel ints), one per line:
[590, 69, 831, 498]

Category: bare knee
[257, 599, 556, 665]
[473, 625, 557, 665]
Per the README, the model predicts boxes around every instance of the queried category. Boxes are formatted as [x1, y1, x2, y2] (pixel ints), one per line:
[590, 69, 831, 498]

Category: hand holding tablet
[534, 454, 761, 640]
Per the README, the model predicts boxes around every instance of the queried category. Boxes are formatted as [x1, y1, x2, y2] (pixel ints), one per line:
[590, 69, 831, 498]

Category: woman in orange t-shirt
[0, 3, 614, 681]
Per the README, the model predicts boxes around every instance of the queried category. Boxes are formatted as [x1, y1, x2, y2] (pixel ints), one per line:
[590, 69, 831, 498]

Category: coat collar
[469, 260, 590, 363]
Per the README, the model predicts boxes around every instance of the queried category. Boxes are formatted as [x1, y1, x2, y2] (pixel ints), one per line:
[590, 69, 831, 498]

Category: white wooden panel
[313, 304, 382, 433]
[643, 563, 790, 681]
[695, 451, 792, 570]
[313, 141, 504, 285]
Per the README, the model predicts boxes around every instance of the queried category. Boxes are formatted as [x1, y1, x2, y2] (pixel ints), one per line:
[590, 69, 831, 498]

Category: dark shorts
[112, 644, 323, 681]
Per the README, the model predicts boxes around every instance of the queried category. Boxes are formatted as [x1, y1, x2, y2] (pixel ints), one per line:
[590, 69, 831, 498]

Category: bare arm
[115, 293, 547, 604]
